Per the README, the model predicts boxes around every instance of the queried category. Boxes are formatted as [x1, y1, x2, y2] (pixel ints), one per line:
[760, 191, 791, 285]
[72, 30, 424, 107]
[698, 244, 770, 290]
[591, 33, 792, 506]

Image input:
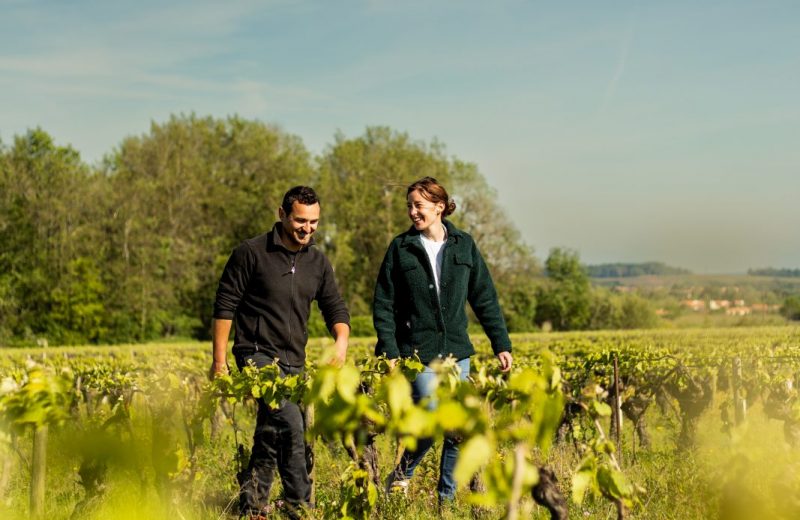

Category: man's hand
[210, 318, 233, 380]
[328, 340, 348, 367]
[208, 360, 229, 380]
[497, 351, 513, 373]
[327, 322, 350, 367]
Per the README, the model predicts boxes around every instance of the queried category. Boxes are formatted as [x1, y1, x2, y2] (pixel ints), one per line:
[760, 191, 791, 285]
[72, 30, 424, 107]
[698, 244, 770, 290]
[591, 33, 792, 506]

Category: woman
[373, 176, 513, 502]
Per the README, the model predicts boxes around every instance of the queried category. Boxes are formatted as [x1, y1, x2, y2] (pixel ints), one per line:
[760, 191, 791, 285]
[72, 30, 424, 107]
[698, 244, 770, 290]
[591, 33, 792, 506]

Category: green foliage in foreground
[2, 326, 800, 519]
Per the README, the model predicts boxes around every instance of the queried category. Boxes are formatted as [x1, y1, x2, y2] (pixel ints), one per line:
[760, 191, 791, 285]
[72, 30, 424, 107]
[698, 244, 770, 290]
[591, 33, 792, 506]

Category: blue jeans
[393, 357, 470, 500]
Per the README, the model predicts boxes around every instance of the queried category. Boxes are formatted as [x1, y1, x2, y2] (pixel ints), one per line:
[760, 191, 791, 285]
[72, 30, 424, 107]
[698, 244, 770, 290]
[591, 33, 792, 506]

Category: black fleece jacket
[213, 223, 350, 366]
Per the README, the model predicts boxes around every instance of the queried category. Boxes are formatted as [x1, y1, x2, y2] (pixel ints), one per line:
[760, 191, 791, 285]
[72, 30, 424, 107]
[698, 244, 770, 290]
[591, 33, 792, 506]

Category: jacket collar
[268, 222, 315, 253]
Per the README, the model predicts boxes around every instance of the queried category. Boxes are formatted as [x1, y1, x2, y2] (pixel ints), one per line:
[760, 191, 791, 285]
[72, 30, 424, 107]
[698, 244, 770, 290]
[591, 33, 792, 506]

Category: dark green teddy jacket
[373, 220, 512, 364]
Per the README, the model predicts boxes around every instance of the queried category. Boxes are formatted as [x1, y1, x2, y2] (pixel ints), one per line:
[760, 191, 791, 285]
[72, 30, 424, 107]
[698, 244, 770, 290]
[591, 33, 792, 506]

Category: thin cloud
[597, 14, 636, 117]
[0, 1, 302, 105]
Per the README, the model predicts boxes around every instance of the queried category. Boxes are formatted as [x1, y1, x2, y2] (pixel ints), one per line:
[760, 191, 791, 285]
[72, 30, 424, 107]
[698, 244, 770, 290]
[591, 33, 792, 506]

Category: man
[210, 186, 350, 519]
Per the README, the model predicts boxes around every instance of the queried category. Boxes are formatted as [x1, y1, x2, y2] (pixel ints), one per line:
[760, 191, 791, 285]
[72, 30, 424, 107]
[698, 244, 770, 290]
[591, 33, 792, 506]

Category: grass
[5, 403, 788, 519]
[3, 328, 800, 518]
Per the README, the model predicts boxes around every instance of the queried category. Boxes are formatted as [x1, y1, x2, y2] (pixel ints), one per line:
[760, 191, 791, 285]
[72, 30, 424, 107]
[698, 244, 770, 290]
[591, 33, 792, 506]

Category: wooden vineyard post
[731, 357, 746, 425]
[506, 443, 527, 520]
[30, 424, 48, 518]
[303, 403, 316, 503]
[613, 354, 623, 465]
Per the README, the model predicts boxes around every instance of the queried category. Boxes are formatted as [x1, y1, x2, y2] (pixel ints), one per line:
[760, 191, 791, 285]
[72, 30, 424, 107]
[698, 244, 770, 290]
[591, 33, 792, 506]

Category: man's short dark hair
[281, 186, 319, 216]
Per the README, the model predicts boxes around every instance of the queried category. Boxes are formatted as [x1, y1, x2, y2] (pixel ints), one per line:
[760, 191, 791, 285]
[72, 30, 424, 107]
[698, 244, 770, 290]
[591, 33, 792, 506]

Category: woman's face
[407, 189, 444, 232]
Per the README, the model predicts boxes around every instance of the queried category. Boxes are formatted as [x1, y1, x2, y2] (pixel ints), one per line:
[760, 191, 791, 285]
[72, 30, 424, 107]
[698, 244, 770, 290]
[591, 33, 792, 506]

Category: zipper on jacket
[287, 251, 298, 362]
[254, 315, 260, 353]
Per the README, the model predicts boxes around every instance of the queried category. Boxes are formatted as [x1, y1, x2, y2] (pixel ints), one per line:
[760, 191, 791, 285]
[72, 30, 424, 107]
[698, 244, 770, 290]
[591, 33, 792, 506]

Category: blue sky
[2, 0, 798, 273]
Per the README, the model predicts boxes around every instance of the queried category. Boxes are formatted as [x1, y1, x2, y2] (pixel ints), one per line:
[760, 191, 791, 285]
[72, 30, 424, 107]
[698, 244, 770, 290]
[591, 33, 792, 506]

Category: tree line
[0, 114, 660, 346]
[586, 262, 691, 278]
[748, 268, 800, 278]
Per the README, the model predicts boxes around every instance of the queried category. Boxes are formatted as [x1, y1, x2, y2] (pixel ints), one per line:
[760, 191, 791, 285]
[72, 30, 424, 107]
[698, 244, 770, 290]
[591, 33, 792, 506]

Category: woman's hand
[497, 351, 513, 373]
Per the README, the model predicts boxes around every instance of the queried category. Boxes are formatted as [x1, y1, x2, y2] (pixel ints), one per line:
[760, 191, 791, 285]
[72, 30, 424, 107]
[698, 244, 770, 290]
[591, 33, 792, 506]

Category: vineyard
[2, 326, 800, 519]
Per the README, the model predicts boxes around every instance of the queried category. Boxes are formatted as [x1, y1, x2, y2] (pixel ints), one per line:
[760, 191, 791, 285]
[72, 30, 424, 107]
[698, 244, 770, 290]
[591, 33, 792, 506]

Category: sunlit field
[2, 327, 800, 519]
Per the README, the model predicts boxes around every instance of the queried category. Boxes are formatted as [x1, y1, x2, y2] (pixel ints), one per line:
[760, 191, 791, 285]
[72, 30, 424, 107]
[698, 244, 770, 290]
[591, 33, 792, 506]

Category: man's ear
[278, 207, 286, 219]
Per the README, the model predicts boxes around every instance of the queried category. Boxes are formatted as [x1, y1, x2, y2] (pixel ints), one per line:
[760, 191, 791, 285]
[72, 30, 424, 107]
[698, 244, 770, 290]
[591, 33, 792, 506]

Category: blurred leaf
[454, 434, 494, 489]
[598, 466, 634, 501]
[592, 400, 612, 417]
[435, 401, 469, 431]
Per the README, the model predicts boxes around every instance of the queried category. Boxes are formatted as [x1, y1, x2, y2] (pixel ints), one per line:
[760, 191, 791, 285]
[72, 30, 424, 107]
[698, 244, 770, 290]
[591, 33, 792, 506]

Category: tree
[317, 127, 539, 319]
[0, 129, 104, 344]
[101, 114, 313, 340]
[316, 127, 448, 314]
[0, 119, 542, 343]
[448, 160, 541, 321]
[782, 296, 800, 321]
[501, 279, 538, 332]
[535, 248, 591, 330]
[586, 290, 660, 330]
[617, 294, 660, 329]
[0, 139, 15, 342]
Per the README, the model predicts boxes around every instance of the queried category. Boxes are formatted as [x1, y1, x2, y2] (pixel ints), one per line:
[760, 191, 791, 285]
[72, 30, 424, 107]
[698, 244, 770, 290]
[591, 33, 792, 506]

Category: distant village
[678, 299, 780, 315]
[609, 284, 783, 318]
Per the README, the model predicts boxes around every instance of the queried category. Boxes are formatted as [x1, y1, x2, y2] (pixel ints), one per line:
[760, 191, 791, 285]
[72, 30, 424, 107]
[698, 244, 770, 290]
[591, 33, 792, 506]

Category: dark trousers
[236, 351, 311, 515]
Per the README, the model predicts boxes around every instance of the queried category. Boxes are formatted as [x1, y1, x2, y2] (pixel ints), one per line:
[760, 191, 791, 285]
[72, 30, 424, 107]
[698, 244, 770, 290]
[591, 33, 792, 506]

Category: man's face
[279, 201, 320, 250]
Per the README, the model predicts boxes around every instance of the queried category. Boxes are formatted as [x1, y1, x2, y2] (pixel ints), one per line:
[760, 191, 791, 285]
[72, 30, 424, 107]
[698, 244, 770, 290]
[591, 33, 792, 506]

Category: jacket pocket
[400, 259, 419, 273]
[400, 259, 423, 291]
[451, 254, 473, 286]
[453, 254, 473, 268]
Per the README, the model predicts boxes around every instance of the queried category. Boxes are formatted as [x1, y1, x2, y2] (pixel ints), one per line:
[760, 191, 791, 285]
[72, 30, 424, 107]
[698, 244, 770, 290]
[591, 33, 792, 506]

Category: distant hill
[587, 262, 692, 278]
[748, 268, 800, 277]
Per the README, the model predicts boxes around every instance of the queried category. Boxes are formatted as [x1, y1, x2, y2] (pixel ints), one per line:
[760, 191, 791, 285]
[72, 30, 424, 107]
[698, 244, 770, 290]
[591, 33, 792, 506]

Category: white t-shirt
[420, 228, 447, 296]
